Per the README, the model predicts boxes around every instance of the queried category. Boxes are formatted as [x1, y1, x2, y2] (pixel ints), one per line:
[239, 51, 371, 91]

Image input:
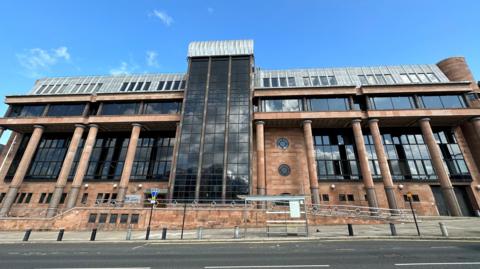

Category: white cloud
[151, 10, 173, 26]
[207, 7, 214, 14]
[17, 46, 71, 77]
[109, 62, 136, 76]
[146, 51, 159, 67]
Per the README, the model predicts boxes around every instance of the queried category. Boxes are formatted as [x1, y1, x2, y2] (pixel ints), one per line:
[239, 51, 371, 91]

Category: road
[0, 240, 479, 269]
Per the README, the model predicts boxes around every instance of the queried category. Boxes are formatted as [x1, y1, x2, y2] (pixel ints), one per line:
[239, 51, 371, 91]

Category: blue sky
[0, 0, 479, 141]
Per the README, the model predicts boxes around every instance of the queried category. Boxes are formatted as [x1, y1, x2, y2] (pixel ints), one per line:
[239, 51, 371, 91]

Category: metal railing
[308, 204, 414, 222]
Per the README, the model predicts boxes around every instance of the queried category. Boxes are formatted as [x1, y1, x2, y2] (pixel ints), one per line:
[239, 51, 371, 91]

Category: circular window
[278, 164, 291, 176]
[277, 138, 289, 149]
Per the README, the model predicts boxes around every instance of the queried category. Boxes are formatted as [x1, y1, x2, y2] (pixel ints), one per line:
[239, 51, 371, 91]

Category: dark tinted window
[420, 95, 466, 109]
[47, 104, 85, 116]
[143, 102, 181, 114]
[88, 214, 97, 223]
[120, 214, 129, 224]
[8, 105, 45, 117]
[109, 214, 118, 224]
[371, 96, 415, 110]
[101, 102, 139, 115]
[131, 214, 139, 224]
[98, 213, 108, 223]
[310, 98, 349, 111]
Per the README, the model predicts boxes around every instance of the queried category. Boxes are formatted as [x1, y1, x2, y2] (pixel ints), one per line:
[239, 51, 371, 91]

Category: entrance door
[454, 186, 474, 216]
[431, 186, 449, 216]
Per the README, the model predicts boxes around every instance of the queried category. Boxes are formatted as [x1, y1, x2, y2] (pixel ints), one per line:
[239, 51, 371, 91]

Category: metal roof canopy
[238, 195, 305, 202]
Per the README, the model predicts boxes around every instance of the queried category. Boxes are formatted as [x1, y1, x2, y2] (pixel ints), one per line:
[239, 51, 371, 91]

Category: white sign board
[289, 200, 301, 218]
[124, 195, 142, 204]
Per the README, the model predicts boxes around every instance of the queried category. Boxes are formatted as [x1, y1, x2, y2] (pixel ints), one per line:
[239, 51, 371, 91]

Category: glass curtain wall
[173, 56, 251, 202]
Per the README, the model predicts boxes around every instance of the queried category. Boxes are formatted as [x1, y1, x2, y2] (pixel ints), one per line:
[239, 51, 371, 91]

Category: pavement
[1, 240, 480, 268]
[1, 217, 479, 242]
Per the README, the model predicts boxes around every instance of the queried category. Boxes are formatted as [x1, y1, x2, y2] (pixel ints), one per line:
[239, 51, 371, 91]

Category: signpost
[407, 191, 421, 236]
[145, 188, 160, 240]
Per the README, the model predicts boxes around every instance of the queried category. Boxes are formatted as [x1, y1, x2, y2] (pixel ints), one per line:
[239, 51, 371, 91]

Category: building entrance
[431, 186, 474, 216]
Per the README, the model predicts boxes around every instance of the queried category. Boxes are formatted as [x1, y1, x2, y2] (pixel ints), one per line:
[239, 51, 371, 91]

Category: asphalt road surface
[0, 240, 479, 269]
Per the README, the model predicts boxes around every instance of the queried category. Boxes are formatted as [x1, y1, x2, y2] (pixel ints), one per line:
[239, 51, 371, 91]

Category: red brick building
[0, 40, 479, 230]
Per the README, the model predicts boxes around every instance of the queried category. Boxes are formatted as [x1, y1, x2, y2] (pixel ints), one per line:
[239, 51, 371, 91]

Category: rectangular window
[47, 104, 85, 117]
[88, 213, 97, 223]
[303, 77, 311, 86]
[46, 193, 52, 203]
[420, 95, 466, 109]
[120, 214, 129, 224]
[321, 194, 329, 202]
[319, 76, 328, 86]
[375, 74, 386, 84]
[101, 102, 139, 115]
[8, 105, 46, 117]
[165, 81, 173, 90]
[279, 77, 287, 87]
[358, 75, 368, 85]
[366, 75, 376, 84]
[120, 82, 128, 92]
[263, 78, 270, 87]
[311, 76, 320, 86]
[339, 194, 347, 201]
[134, 82, 144, 91]
[347, 194, 354, 201]
[263, 99, 302, 112]
[131, 214, 140, 224]
[384, 74, 395, 84]
[109, 214, 118, 224]
[173, 80, 181, 90]
[143, 102, 181, 114]
[328, 76, 338, 85]
[157, 81, 165, 91]
[418, 73, 429, 83]
[98, 213, 108, 223]
[271, 77, 279, 87]
[310, 98, 349, 111]
[287, 77, 296, 86]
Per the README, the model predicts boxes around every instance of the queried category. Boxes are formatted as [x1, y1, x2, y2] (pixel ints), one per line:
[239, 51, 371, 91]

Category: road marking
[395, 262, 480, 266]
[335, 248, 355, 251]
[205, 265, 330, 268]
[38, 268, 151, 269]
[430, 246, 456, 249]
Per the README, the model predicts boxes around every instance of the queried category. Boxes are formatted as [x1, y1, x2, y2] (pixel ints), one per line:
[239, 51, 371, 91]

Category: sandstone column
[303, 120, 320, 204]
[470, 117, 480, 139]
[368, 119, 398, 210]
[255, 121, 266, 195]
[65, 124, 99, 209]
[116, 123, 142, 205]
[46, 124, 85, 217]
[0, 125, 44, 216]
[419, 118, 462, 216]
[351, 119, 379, 208]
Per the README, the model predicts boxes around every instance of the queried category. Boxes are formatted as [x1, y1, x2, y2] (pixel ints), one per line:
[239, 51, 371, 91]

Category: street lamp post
[145, 188, 160, 240]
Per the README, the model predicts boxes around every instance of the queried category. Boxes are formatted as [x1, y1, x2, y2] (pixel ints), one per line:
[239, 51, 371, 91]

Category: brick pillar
[65, 124, 99, 209]
[0, 125, 44, 217]
[302, 120, 320, 205]
[419, 118, 462, 216]
[351, 119, 379, 208]
[117, 123, 142, 205]
[46, 124, 85, 217]
[368, 119, 398, 210]
[255, 121, 266, 195]
[470, 117, 480, 139]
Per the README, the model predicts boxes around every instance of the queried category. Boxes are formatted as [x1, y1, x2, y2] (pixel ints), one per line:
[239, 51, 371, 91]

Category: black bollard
[389, 223, 397, 236]
[57, 229, 65, 241]
[161, 227, 167, 240]
[90, 228, 97, 241]
[23, 229, 32, 241]
[145, 226, 151, 240]
[347, 224, 354, 236]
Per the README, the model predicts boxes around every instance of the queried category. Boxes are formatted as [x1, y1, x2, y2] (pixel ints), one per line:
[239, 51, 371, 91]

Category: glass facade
[101, 102, 140, 115]
[173, 58, 209, 200]
[420, 95, 467, 109]
[370, 96, 416, 110]
[143, 101, 181, 114]
[7, 135, 71, 181]
[381, 129, 437, 181]
[313, 130, 361, 181]
[130, 133, 175, 181]
[434, 129, 470, 181]
[84, 133, 129, 181]
[47, 103, 85, 116]
[173, 56, 251, 201]
[309, 97, 350, 111]
[8, 104, 46, 117]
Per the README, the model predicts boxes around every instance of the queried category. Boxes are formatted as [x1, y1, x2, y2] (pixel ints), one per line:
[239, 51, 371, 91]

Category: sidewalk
[1, 217, 479, 243]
